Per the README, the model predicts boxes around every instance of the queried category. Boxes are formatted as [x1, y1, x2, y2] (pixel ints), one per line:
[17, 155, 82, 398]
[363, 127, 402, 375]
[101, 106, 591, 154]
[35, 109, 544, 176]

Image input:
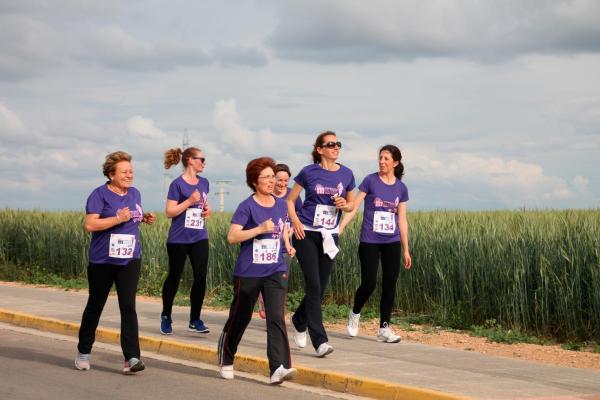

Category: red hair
[246, 157, 276, 192]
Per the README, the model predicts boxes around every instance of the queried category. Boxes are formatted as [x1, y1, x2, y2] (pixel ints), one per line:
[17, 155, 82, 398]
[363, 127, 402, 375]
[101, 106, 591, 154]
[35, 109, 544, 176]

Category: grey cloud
[210, 44, 268, 67]
[266, 0, 600, 64]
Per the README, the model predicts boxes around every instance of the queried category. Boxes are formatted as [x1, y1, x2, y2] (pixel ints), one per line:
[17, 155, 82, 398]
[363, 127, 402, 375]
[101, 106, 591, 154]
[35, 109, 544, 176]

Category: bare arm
[227, 219, 275, 244]
[339, 190, 365, 235]
[84, 207, 130, 233]
[286, 183, 305, 240]
[398, 202, 412, 269]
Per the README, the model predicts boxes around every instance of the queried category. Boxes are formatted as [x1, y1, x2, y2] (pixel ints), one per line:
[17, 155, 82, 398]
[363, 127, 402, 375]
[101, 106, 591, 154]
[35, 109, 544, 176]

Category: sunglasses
[322, 141, 342, 149]
[191, 157, 206, 163]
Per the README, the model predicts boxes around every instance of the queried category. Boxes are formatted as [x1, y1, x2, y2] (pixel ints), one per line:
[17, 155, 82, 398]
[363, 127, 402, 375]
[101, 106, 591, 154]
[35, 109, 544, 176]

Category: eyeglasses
[258, 175, 276, 181]
[322, 141, 342, 149]
[191, 157, 206, 163]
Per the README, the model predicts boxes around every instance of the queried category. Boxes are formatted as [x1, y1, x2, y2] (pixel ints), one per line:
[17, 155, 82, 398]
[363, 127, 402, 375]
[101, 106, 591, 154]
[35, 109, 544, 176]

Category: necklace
[108, 183, 127, 196]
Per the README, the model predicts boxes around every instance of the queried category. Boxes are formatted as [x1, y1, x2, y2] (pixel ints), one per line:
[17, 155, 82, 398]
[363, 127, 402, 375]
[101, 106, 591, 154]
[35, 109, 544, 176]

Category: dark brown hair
[102, 151, 132, 179]
[311, 131, 337, 164]
[380, 144, 404, 180]
[274, 163, 291, 178]
[164, 146, 202, 169]
[246, 157, 276, 192]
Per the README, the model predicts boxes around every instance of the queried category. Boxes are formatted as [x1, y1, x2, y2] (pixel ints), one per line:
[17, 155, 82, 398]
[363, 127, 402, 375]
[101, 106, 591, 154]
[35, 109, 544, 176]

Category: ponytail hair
[312, 131, 336, 164]
[164, 146, 202, 169]
[379, 144, 404, 180]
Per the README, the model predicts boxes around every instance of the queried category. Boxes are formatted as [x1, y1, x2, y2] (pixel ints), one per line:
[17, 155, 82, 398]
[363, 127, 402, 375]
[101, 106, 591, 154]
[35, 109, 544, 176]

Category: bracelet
[116, 214, 121, 223]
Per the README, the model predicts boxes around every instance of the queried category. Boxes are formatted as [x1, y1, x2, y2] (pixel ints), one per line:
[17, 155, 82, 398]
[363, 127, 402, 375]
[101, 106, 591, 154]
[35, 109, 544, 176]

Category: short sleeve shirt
[86, 184, 143, 265]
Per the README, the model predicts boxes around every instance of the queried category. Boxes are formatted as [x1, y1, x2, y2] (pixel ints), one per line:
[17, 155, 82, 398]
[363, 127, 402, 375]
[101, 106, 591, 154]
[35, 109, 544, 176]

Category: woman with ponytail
[339, 144, 411, 343]
[160, 147, 212, 335]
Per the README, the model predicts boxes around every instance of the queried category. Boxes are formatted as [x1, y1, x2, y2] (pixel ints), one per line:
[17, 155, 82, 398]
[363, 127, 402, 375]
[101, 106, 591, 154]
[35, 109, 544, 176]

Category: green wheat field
[1, 209, 599, 341]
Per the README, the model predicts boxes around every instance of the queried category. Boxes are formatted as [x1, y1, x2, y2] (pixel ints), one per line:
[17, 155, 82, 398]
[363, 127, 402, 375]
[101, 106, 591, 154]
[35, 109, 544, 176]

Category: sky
[1, 0, 599, 212]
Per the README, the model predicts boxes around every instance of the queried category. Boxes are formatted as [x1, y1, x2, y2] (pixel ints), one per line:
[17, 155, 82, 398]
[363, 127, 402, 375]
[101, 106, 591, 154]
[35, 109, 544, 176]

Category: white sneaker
[74, 352, 90, 371]
[269, 365, 297, 384]
[347, 311, 360, 337]
[316, 342, 334, 357]
[220, 364, 234, 380]
[377, 323, 401, 343]
[293, 327, 307, 349]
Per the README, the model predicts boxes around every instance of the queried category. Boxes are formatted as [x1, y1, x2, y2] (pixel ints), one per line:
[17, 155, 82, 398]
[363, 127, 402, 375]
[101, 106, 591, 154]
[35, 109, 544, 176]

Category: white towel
[303, 225, 340, 260]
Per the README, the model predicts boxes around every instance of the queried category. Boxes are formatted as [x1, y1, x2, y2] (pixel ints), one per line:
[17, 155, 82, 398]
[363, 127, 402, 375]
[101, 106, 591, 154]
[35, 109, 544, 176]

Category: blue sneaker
[188, 319, 209, 333]
[160, 315, 172, 335]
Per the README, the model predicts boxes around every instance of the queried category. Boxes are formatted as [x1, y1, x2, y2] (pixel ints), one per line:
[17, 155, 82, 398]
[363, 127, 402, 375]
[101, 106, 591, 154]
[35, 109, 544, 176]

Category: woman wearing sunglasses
[339, 144, 411, 343]
[160, 146, 212, 335]
[218, 157, 297, 384]
[286, 131, 356, 357]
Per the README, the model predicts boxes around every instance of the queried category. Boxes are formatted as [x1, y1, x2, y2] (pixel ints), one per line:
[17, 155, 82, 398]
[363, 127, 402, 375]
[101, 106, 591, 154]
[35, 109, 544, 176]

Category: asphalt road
[0, 325, 357, 400]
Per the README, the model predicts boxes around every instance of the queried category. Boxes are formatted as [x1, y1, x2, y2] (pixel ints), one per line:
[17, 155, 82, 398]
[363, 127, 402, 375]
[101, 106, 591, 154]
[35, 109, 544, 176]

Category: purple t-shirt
[86, 184, 144, 265]
[294, 164, 356, 229]
[231, 195, 289, 278]
[167, 175, 210, 244]
[359, 173, 409, 244]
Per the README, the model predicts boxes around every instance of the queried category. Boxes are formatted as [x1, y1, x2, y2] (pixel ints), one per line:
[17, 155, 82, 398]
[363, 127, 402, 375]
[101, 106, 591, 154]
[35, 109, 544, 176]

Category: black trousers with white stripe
[218, 271, 291, 374]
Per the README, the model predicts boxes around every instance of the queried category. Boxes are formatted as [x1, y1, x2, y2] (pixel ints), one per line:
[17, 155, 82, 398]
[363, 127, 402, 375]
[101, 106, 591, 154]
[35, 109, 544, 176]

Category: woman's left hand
[202, 203, 212, 218]
[143, 212, 156, 225]
[333, 195, 347, 210]
[403, 250, 412, 270]
[287, 246, 296, 258]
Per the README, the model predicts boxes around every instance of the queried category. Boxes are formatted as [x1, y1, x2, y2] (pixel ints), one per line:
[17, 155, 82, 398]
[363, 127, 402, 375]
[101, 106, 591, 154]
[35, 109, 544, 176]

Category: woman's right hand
[187, 189, 201, 206]
[259, 218, 275, 234]
[116, 207, 131, 223]
[292, 219, 305, 240]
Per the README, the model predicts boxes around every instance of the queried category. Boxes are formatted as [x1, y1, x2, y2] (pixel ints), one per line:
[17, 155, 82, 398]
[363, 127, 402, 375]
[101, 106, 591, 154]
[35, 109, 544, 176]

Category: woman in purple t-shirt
[75, 151, 156, 374]
[287, 131, 356, 357]
[160, 146, 212, 335]
[340, 145, 412, 343]
[218, 157, 297, 385]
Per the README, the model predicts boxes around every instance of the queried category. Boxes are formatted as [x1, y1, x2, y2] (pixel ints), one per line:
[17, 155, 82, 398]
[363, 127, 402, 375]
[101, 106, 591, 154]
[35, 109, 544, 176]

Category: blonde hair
[164, 147, 202, 169]
[102, 151, 132, 179]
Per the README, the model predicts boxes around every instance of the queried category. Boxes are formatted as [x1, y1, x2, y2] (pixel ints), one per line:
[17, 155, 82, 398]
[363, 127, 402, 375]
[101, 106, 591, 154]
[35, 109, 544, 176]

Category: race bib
[184, 208, 204, 230]
[313, 204, 337, 229]
[373, 211, 396, 234]
[253, 238, 280, 264]
[109, 234, 136, 259]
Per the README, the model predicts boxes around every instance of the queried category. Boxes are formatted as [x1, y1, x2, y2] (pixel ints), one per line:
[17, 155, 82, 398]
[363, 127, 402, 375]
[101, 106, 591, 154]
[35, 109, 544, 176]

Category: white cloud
[573, 175, 589, 192]
[126, 115, 167, 139]
[0, 102, 25, 134]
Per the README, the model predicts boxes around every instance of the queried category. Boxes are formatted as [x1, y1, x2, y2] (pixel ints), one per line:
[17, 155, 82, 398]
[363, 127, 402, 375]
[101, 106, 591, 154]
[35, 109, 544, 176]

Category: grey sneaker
[270, 365, 297, 384]
[74, 352, 90, 371]
[293, 327, 307, 349]
[377, 322, 401, 343]
[123, 357, 145, 374]
[347, 310, 360, 337]
[315, 342, 334, 357]
[220, 364, 234, 380]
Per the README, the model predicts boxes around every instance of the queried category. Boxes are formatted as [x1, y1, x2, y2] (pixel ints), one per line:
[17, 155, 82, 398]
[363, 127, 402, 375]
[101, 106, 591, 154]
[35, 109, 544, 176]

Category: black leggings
[352, 241, 401, 327]
[78, 260, 141, 360]
[218, 272, 291, 374]
[162, 239, 209, 321]
[292, 230, 337, 349]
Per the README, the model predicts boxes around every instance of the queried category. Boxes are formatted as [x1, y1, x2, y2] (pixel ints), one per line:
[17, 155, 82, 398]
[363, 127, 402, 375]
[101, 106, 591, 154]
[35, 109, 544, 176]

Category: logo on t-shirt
[131, 203, 144, 222]
[374, 197, 399, 213]
[271, 218, 285, 239]
[315, 182, 344, 197]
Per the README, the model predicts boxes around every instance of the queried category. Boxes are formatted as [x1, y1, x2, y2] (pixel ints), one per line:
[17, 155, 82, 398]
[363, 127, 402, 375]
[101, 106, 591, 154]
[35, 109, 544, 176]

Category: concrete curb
[0, 308, 469, 400]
